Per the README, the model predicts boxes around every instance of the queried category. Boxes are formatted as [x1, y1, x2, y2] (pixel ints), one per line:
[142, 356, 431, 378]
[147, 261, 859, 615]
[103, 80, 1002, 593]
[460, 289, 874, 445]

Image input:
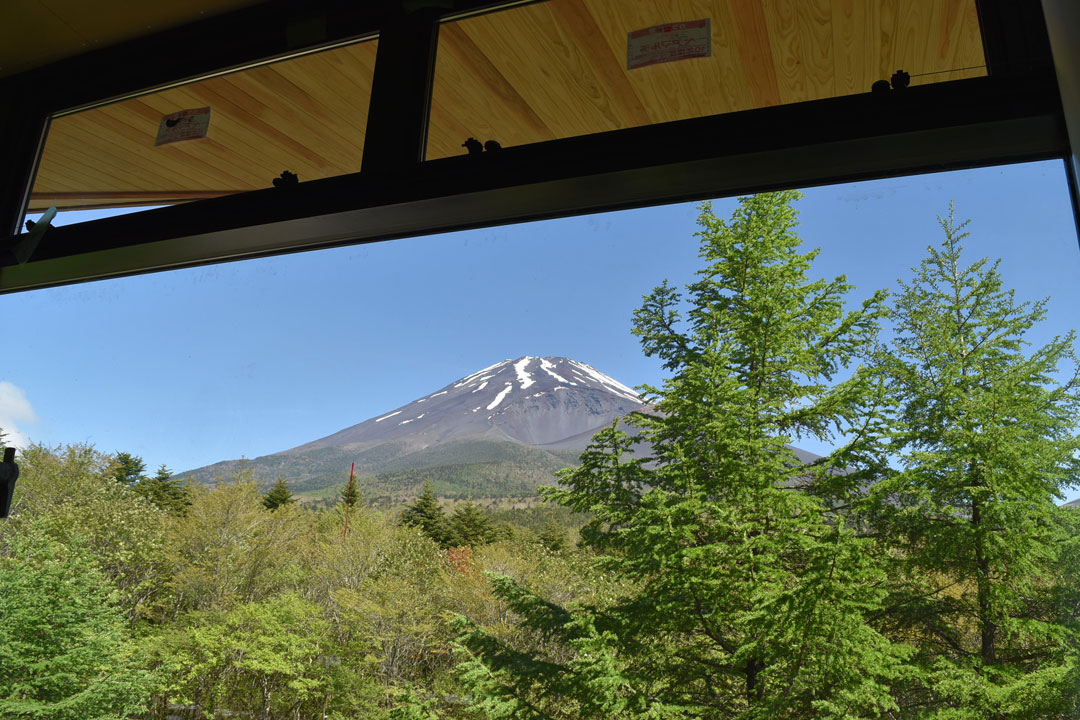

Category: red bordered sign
[627, 19, 711, 70]
[155, 107, 211, 146]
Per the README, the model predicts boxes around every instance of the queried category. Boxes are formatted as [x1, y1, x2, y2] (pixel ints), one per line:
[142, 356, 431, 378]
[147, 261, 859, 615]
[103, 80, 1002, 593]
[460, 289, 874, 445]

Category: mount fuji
[179, 357, 646, 500]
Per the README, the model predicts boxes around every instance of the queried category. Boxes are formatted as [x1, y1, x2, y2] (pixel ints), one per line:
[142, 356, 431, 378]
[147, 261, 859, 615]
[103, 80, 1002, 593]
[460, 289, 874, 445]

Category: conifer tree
[456, 193, 906, 719]
[262, 477, 295, 511]
[870, 207, 1080, 716]
[134, 464, 192, 515]
[401, 480, 449, 546]
[447, 500, 497, 548]
[339, 477, 361, 509]
[112, 451, 146, 485]
[537, 520, 567, 553]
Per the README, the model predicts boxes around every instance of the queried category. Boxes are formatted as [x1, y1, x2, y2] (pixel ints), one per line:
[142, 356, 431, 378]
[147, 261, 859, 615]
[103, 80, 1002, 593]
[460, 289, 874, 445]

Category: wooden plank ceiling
[29, 0, 985, 212]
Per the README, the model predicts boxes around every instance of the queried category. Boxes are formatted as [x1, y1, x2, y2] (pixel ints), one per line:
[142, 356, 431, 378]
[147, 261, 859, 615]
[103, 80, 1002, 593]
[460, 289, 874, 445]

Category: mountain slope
[179, 357, 644, 498]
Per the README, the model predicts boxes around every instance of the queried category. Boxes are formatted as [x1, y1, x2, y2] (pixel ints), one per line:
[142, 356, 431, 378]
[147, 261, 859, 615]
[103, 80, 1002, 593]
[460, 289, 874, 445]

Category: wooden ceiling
[427, 0, 986, 157]
[28, 0, 986, 212]
[30, 40, 379, 211]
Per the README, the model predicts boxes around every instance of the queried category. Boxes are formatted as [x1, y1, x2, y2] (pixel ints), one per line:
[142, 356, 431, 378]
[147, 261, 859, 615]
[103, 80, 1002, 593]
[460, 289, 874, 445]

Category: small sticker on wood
[627, 19, 711, 70]
[155, 107, 211, 146]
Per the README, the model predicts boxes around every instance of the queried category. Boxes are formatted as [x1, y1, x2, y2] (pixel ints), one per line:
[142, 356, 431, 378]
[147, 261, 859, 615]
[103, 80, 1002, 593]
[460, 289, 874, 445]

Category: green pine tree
[401, 480, 449, 545]
[869, 206, 1080, 716]
[447, 500, 497, 548]
[456, 193, 906, 719]
[339, 476, 361, 509]
[262, 477, 295, 511]
[134, 464, 191, 515]
[111, 451, 145, 486]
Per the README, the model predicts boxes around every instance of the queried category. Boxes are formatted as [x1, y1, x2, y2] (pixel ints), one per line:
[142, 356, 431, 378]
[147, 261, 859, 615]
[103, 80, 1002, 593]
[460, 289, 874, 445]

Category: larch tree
[869, 206, 1080, 716]
[455, 192, 907, 719]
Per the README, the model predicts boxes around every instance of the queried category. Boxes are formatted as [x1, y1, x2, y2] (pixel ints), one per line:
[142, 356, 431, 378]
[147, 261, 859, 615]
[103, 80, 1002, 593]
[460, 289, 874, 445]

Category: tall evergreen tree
[456, 193, 906, 719]
[111, 451, 146, 486]
[262, 477, 295, 511]
[134, 464, 191, 515]
[447, 501, 497, 548]
[339, 477, 361, 509]
[870, 207, 1080, 716]
[401, 480, 449, 546]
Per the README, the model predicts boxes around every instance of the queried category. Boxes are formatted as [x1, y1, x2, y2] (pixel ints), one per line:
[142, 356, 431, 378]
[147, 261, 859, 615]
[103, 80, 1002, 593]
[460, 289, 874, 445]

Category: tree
[447, 501, 497, 548]
[7, 443, 170, 621]
[537, 520, 567, 553]
[134, 464, 192, 515]
[401, 480, 449, 545]
[455, 193, 906, 719]
[869, 207, 1080, 716]
[262, 477, 295, 511]
[0, 529, 156, 719]
[111, 451, 146, 485]
[340, 477, 361, 509]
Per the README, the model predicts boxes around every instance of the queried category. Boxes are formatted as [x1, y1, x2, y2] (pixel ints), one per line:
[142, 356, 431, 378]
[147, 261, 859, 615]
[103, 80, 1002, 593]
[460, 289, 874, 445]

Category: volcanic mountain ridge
[179, 356, 645, 499]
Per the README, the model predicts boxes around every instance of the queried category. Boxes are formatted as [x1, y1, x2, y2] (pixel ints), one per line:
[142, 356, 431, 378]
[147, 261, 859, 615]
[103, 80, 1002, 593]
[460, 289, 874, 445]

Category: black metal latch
[0, 447, 19, 518]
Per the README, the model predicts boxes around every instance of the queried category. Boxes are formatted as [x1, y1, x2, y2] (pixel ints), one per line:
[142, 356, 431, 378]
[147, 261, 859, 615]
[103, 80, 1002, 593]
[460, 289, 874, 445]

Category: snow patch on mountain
[514, 357, 536, 390]
[487, 383, 513, 410]
[569, 360, 641, 402]
[456, 359, 510, 387]
[539, 357, 571, 384]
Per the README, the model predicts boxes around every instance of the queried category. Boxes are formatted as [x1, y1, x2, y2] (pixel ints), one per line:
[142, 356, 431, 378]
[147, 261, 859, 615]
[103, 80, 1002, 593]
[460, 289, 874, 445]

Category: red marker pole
[343, 462, 355, 539]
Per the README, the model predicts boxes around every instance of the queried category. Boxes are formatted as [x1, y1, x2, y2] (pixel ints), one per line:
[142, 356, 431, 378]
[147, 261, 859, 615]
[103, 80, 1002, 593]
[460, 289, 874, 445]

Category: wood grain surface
[29, 0, 985, 210]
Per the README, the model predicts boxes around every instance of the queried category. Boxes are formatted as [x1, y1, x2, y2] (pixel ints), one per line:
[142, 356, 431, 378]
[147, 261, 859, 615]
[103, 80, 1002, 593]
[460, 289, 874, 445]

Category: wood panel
[29, 0, 987, 210]
[29, 39, 379, 211]
[425, 0, 986, 158]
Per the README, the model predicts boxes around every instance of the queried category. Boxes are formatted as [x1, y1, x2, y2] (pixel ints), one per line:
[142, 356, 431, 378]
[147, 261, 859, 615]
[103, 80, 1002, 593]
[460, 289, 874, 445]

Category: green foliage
[147, 594, 342, 719]
[262, 476, 295, 510]
[867, 207, 1080, 716]
[6, 443, 170, 620]
[111, 451, 146, 485]
[456, 193, 906, 719]
[181, 439, 580, 501]
[0, 528, 156, 719]
[163, 478, 309, 614]
[536, 521, 567, 553]
[134, 465, 192, 515]
[447, 501, 498, 548]
[401, 480, 450, 546]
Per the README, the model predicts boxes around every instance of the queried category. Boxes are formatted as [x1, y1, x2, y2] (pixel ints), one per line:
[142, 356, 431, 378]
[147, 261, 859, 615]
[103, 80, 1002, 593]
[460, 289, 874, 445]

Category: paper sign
[627, 19, 711, 70]
[155, 107, 211, 146]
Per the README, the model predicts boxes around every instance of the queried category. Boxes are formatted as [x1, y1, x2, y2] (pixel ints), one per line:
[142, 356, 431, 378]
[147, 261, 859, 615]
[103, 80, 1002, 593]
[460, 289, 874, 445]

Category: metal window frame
[0, 0, 1066, 294]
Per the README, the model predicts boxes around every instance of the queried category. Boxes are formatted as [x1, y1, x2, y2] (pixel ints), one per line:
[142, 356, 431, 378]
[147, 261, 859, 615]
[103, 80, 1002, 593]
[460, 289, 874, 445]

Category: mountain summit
[286, 356, 643, 454]
[180, 357, 644, 498]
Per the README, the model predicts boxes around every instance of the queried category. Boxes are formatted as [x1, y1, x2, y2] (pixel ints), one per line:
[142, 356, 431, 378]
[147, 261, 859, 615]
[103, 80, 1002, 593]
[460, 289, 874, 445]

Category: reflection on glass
[29, 38, 378, 213]
[427, 0, 986, 158]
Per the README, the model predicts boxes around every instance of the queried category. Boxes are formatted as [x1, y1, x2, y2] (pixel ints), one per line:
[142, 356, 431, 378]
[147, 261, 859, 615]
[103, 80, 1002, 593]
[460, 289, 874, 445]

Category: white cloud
[0, 382, 38, 448]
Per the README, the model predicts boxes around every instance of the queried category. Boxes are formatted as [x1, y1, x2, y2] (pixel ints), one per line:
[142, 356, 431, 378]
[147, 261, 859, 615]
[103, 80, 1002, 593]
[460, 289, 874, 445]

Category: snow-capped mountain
[285, 356, 643, 454]
[180, 357, 645, 496]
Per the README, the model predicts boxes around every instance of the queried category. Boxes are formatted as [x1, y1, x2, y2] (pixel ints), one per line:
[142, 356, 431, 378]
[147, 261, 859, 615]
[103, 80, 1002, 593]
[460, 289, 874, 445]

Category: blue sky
[5, 159, 1080, 501]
